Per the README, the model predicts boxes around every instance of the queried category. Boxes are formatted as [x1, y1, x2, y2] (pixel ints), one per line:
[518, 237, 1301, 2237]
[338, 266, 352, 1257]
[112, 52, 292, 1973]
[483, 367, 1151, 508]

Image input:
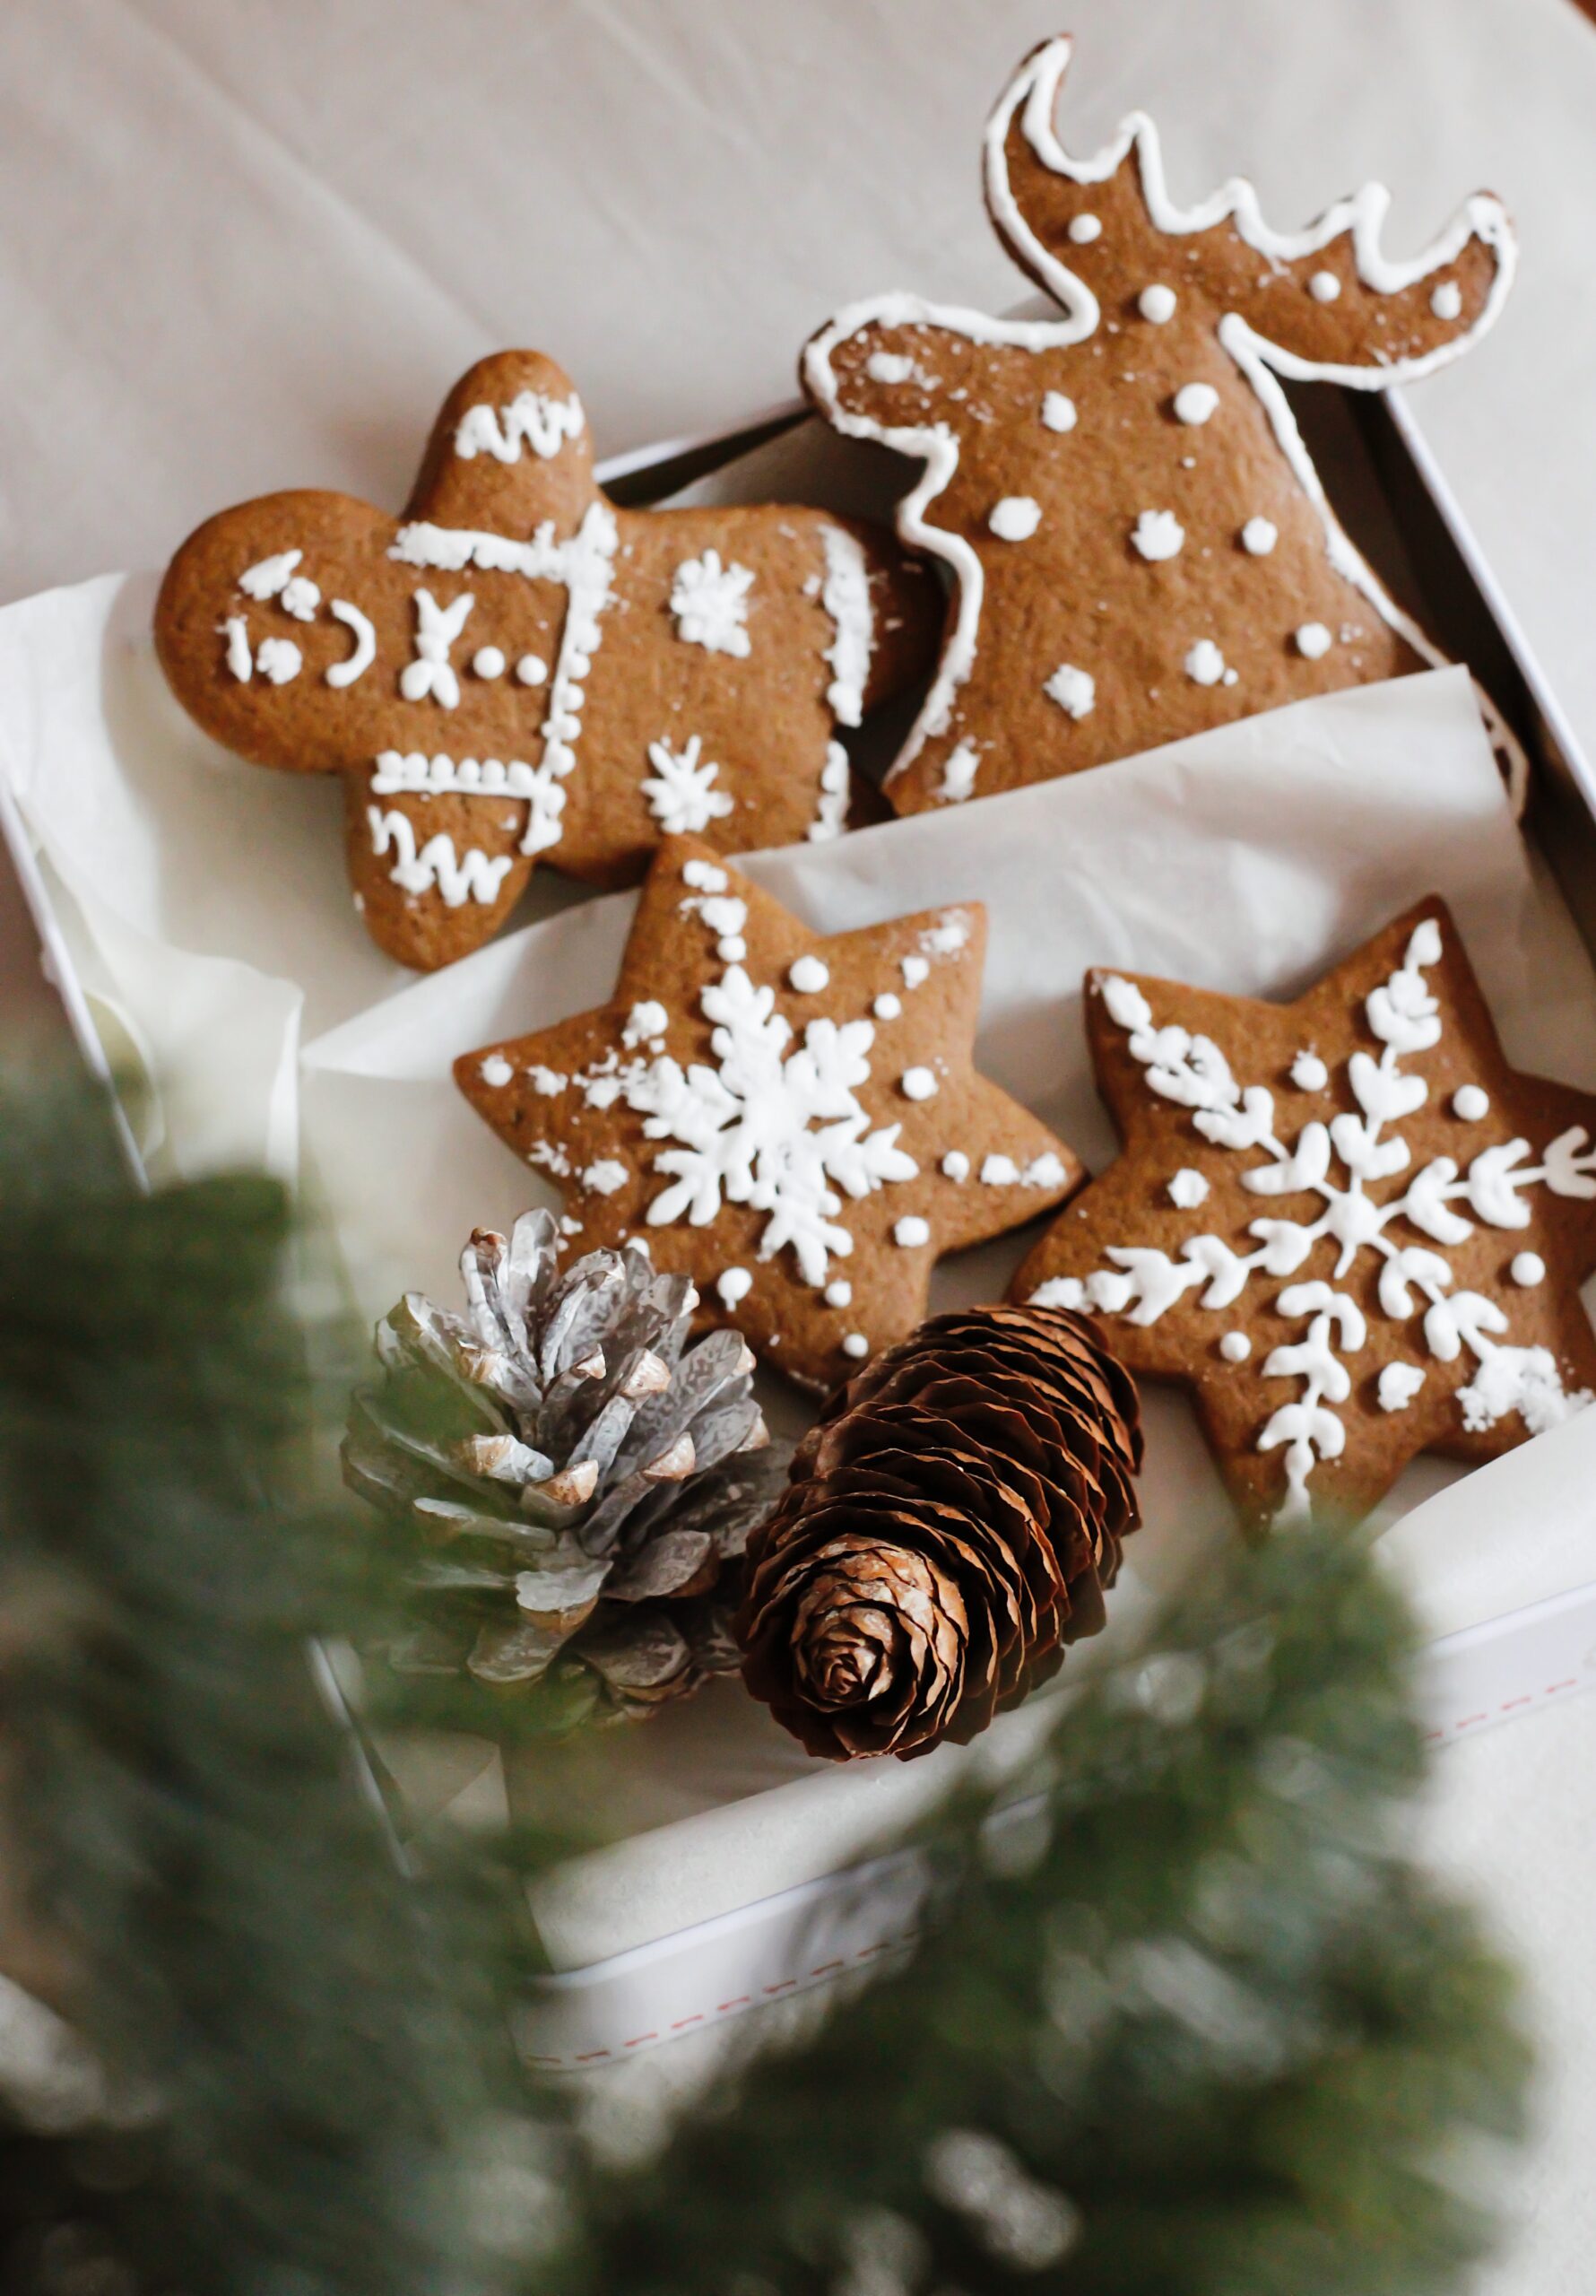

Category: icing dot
[1291, 1051, 1329, 1091]
[989, 495, 1042, 542]
[1041, 391, 1078, 432]
[1219, 1332, 1252, 1363]
[256, 636, 301, 684]
[622, 999, 668, 1047]
[1511, 1252, 1546, 1288]
[941, 1152, 970, 1182]
[1296, 622, 1333, 660]
[1132, 509, 1185, 561]
[473, 646, 506, 680]
[716, 1266, 753, 1309]
[866, 350, 915, 384]
[901, 956, 930, 989]
[1241, 517, 1279, 556]
[1377, 1362, 1427, 1413]
[516, 653, 549, 686]
[582, 1159, 628, 1196]
[281, 575, 320, 621]
[1432, 281, 1463, 321]
[1168, 1168, 1210, 1210]
[717, 936, 747, 962]
[1068, 213, 1102, 244]
[824, 1279, 853, 1309]
[478, 1053, 513, 1089]
[900, 1067, 938, 1101]
[873, 992, 902, 1021]
[682, 858, 728, 892]
[1453, 1084, 1490, 1122]
[1173, 382, 1219, 426]
[980, 1155, 1019, 1186]
[1139, 283, 1177, 324]
[1184, 639, 1227, 687]
[893, 1216, 932, 1248]
[788, 955, 830, 995]
[1309, 270, 1342, 303]
[1045, 662, 1096, 720]
[842, 1333, 870, 1361]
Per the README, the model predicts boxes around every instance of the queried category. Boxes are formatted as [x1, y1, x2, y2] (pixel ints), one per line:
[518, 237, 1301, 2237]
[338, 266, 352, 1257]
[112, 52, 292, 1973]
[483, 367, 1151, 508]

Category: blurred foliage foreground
[0, 1073, 1530, 2296]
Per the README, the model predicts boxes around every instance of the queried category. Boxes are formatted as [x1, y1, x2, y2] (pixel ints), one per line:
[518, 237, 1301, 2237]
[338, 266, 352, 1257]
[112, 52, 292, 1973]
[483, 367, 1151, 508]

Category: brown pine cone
[736, 1305, 1143, 1761]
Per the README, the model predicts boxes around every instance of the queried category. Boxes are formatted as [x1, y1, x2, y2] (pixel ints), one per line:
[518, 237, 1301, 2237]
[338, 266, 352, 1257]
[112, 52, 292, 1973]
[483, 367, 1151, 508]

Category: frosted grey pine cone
[343, 1210, 789, 1728]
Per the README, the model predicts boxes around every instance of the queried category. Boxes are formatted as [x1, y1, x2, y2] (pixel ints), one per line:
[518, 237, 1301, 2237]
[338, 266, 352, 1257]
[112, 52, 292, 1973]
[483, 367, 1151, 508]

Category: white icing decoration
[874, 995, 902, 1022]
[1173, 382, 1219, 425]
[527, 1065, 567, 1095]
[516, 654, 549, 686]
[716, 1266, 753, 1309]
[820, 525, 875, 728]
[788, 956, 830, 995]
[281, 576, 320, 622]
[582, 1160, 629, 1196]
[366, 807, 514, 908]
[1291, 1051, 1329, 1091]
[401, 588, 474, 708]
[866, 350, 915, 383]
[455, 389, 585, 463]
[1050, 921, 1596, 1520]
[1045, 663, 1095, 720]
[1184, 639, 1227, 687]
[979, 1152, 1069, 1189]
[989, 495, 1042, 541]
[941, 1152, 969, 1181]
[1169, 1168, 1209, 1209]
[842, 1334, 871, 1360]
[808, 743, 851, 843]
[901, 956, 930, 989]
[1132, 510, 1184, 561]
[1041, 391, 1078, 431]
[900, 1067, 938, 1101]
[682, 858, 728, 892]
[1241, 517, 1279, 557]
[1432, 281, 1463, 321]
[1511, 1252, 1546, 1288]
[1068, 213, 1102, 243]
[671, 549, 753, 657]
[256, 637, 301, 684]
[825, 1280, 853, 1308]
[1296, 622, 1333, 660]
[935, 740, 980, 803]
[893, 1216, 932, 1248]
[642, 735, 734, 835]
[479, 1054, 514, 1088]
[239, 548, 302, 601]
[921, 912, 971, 958]
[326, 600, 376, 688]
[1307, 270, 1342, 303]
[1378, 1361, 1427, 1413]
[1139, 284, 1177, 324]
[473, 646, 507, 680]
[1453, 1084, 1489, 1122]
[222, 616, 252, 683]
[1219, 1332, 1252, 1363]
[800, 39, 1522, 813]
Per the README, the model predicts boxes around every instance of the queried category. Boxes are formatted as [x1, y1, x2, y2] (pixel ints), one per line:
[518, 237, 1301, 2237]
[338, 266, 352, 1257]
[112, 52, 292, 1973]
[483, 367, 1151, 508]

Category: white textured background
[1, 3, 1594, 2284]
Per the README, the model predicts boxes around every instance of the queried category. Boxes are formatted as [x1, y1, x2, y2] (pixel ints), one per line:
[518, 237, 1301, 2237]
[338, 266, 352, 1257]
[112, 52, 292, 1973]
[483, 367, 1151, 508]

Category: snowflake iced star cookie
[1012, 900, 1596, 1526]
[455, 835, 1082, 1392]
[802, 34, 1521, 818]
[153, 349, 936, 971]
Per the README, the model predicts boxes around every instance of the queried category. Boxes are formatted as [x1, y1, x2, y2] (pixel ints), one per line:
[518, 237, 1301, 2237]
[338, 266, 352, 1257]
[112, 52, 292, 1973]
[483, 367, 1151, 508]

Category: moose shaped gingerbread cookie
[804, 35, 1520, 818]
[155, 352, 936, 970]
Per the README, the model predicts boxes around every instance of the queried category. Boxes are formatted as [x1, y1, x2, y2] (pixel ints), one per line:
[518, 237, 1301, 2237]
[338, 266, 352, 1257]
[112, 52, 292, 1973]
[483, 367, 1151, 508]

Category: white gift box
[4, 381, 1596, 2078]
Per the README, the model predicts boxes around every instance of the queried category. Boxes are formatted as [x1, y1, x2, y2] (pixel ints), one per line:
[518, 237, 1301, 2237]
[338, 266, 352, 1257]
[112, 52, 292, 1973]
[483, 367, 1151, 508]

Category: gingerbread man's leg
[343, 771, 537, 970]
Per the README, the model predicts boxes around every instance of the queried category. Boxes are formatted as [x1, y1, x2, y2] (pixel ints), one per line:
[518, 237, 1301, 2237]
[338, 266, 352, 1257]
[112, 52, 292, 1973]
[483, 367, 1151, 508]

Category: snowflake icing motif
[1033, 918, 1596, 1521]
[670, 550, 754, 657]
[641, 735, 736, 835]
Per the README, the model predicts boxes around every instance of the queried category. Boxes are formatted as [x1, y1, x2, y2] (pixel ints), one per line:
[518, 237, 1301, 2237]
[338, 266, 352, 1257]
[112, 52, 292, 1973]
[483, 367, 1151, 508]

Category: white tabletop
[2, 2, 1594, 2281]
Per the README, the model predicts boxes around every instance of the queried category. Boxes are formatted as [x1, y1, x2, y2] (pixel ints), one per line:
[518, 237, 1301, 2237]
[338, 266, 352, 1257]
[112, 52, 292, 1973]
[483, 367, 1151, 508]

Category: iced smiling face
[803, 34, 1518, 821]
[153, 349, 938, 973]
[453, 835, 1082, 1394]
[1013, 898, 1596, 1527]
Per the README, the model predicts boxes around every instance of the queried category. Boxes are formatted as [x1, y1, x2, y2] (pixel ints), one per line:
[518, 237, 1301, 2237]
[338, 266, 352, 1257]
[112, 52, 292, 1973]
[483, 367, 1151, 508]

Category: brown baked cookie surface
[455, 835, 1082, 1392]
[804, 35, 1518, 818]
[1013, 900, 1596, 1528]
[154, 351, 938, 971]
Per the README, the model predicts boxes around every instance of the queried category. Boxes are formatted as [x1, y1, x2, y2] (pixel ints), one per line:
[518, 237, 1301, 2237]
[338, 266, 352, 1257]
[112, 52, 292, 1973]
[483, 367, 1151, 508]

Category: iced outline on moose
[802, 33, 1520, 802]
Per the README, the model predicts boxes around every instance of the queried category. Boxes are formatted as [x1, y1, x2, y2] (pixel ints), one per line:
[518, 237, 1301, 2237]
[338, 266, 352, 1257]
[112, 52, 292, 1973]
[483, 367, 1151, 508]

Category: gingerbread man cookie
[804, 35, 1520, 818]
[455, 835, 1081, 1392]
[1013, 900, 1596, 1527]
[155, 352, 937, 970]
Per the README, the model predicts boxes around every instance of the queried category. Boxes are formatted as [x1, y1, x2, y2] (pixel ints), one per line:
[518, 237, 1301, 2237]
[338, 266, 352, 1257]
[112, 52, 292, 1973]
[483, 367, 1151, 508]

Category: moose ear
[405, 351, 598, 535]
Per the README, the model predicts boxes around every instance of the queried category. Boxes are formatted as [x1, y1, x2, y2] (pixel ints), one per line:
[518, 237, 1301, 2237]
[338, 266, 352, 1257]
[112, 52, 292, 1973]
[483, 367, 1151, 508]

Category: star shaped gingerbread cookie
[154, 349, 936, 972]
[1013, 899, 1596, 1526]
[456, 835, 1082, 1391]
